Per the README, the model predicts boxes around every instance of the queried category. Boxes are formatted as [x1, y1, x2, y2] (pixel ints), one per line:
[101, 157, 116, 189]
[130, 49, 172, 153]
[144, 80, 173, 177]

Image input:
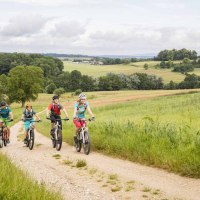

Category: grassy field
[64, 60, 185, 83]
[9, 89, 200, 178]
[0, 153, 63, 200]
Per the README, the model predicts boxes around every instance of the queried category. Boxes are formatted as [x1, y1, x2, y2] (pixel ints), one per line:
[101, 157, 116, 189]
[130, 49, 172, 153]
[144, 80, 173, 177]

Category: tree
[7, 66, 44, 107]
[144, 63, 148, 70]
[70, 70, 82, 90]
[53, 87, 65, 96]
[45, 83, 57, 94]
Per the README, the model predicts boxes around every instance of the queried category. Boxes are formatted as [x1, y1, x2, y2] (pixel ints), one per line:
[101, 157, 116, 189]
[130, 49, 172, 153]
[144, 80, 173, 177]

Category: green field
[9, 89, 200, 178]
[0, 153, 63, 200]
[64, 60, 185, 83]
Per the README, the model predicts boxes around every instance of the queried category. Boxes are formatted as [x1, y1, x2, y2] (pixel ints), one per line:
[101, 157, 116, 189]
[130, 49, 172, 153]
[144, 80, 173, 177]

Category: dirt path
[2, 122, 200, 200]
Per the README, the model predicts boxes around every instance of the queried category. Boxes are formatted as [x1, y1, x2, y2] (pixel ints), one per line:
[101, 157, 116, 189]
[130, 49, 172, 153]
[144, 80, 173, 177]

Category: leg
[73, 119, 81, 143]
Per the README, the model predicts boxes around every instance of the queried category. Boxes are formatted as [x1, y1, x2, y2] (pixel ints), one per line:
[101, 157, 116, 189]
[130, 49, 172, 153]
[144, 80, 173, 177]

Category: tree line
[154, 48, 198, 61]
[0, 53, 200, 106]
[158, 58, 200, 74]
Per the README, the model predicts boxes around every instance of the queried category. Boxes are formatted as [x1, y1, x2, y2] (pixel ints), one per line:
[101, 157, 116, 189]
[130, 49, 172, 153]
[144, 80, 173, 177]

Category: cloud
[87, 26, 200, 54]
[0, 14, 49, 37]
[0, 0, 103, 7]
[51, 20, 86, 38]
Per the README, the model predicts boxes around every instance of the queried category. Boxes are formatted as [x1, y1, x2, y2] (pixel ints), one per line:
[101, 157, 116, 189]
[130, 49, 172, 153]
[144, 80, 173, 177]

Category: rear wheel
[3, 131, 8, 146]
[56, 129, 62, 151]
[0, 136, 3, 148]
[29, 130, 34, 150]
[83, 131, 90, 155]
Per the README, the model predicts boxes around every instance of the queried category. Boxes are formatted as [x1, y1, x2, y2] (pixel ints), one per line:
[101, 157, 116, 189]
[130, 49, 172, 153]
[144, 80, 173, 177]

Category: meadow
[63, 60, 185, 83]
[0, 153, 63, 200]
[10, 89, 200, 178]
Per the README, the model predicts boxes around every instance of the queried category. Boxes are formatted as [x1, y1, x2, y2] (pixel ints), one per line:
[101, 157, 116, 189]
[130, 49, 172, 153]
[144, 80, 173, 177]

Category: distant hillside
[42, 53, 155, 59]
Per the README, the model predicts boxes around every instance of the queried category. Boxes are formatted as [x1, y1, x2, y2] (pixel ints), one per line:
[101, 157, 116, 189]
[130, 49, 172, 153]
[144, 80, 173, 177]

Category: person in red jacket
[46, 95, 69, 136]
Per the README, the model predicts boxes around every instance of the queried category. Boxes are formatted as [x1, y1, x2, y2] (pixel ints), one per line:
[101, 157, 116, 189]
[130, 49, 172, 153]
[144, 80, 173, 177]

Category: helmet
[79, 93, 86, 100]
[0, 101, 6, 107]
[52, 95, 59, 100]
[26, 103, 32, 108]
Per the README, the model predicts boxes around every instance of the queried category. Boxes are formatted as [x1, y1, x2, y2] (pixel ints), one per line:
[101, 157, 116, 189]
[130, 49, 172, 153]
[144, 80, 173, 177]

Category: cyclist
[46, 95, 69, 137]
[21, 103, 40, 144]
[0, 101, 13, 143]
[73, 93, 95, 143]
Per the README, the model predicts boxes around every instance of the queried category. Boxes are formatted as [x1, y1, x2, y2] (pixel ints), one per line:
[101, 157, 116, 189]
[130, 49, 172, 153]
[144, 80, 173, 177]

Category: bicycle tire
[0, 138, 3, 148]
[29, 130, 34, 150]
[56, 129, 62, 151]
[83, 131, 90, 155]
[75, 133, 82, 152]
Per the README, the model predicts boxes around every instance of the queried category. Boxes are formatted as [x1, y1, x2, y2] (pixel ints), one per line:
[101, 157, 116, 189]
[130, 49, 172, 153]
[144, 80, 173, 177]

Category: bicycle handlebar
[46, 117, 69, 121]
[22, 118, 41, 122]
[0, 119, 14, 123]
[74, 117, 95, 122]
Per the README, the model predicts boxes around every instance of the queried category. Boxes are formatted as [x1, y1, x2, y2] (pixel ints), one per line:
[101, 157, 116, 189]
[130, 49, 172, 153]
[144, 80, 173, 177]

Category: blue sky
[0, 0, 199, 55]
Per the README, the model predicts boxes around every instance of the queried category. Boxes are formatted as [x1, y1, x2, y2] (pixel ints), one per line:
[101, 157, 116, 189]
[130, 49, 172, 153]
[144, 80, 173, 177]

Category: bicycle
[22, 118, 41, 150]
[74, 118, 94, 155]
[0, 119, 13, 147]
[47, 117, 69, 151]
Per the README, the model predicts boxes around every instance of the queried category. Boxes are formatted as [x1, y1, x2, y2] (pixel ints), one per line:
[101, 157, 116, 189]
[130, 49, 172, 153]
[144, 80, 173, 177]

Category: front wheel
[75, 133, 82, 152]
[56, 129, 62, 151]
[29, 130, 34, 150]
[3, 139, 7, 147]
[83, 131, 90, 155]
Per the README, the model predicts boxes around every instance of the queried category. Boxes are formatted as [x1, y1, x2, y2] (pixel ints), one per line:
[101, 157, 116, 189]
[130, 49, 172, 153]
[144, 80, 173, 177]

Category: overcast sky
[0, 0, 199, 55]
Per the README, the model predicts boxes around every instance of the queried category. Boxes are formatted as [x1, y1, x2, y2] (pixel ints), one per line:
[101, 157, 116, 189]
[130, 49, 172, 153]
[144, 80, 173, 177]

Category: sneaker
[23, 138, 28, 144]
[7, 139, 10, 144]
[74, 135, 78, 144]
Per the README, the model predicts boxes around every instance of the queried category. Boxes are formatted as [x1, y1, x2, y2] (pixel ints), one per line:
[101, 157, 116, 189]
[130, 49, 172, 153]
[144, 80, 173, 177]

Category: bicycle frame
[53, 121, 61, 141]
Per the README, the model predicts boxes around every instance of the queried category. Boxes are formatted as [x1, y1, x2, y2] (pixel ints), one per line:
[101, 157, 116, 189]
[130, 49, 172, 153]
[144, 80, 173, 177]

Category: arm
[21, 113, 25, 120]
[87, 105, 94, 118]
[35, 113, 40, 121]
[9, 111, 13, 120]
[62, 107, 69, 119]
[46, 106, 51, 118]
[73, 107, 77, 119]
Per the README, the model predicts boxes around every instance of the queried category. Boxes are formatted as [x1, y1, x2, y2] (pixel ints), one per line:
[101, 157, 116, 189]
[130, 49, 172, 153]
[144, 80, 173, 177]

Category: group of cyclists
[0, 93, 95, 146]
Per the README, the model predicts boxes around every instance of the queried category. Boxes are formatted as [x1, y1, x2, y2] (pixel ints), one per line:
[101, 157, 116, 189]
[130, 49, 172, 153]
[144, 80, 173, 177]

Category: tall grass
[0, 153, 63, 200]
[12, 91, 200, 178]
[66, 92, 200, 178]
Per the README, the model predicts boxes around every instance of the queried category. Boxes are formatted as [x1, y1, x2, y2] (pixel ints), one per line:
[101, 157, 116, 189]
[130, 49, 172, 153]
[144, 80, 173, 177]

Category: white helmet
[79, 93, 86, 99]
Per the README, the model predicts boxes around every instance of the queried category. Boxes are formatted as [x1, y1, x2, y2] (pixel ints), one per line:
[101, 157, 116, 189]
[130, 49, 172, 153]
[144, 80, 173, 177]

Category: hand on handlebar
[65, 117, 69, 121]
[89, 116, 95, 121]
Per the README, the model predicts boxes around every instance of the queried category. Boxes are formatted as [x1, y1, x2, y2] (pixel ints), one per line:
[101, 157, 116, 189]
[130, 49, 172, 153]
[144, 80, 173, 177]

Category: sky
[0, 0, 200, 55]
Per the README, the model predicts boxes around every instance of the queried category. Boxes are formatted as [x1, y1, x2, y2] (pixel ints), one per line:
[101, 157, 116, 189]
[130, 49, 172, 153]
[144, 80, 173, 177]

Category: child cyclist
[73, 93, 95, 143]
[0, 101, 14, 143]
[21, 103, 40, 144]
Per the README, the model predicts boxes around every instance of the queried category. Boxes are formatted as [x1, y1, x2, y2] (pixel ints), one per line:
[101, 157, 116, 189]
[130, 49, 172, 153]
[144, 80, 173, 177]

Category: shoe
[74, 136, 78, 144]
[7, 139, 10, 144]
[23, 138, 27, 144]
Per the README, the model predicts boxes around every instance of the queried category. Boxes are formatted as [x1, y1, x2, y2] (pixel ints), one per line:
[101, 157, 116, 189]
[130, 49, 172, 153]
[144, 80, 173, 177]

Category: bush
[74, 89, 82, 95]
[45, 83, 57, 94]
[53, 88, 65, 96]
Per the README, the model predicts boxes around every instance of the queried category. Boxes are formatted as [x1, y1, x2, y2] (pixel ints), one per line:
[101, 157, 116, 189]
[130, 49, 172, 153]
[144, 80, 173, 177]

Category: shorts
[50, 115, 62, 129]
[73, 119, 86, 128]
[24, 119, 34, 131]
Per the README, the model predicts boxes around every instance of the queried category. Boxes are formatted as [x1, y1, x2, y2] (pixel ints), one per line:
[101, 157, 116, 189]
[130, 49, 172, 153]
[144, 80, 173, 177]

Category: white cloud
[0, 14, 49, 37]
[51, 20, 86, 38]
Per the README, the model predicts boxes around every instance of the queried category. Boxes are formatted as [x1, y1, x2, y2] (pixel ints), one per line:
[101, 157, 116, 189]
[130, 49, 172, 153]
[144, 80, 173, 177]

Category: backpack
[77, 103, 87, 111]
[51, 103, 61, 111]
[0, 106, 9, 115]
[24, 109, 34, 118]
